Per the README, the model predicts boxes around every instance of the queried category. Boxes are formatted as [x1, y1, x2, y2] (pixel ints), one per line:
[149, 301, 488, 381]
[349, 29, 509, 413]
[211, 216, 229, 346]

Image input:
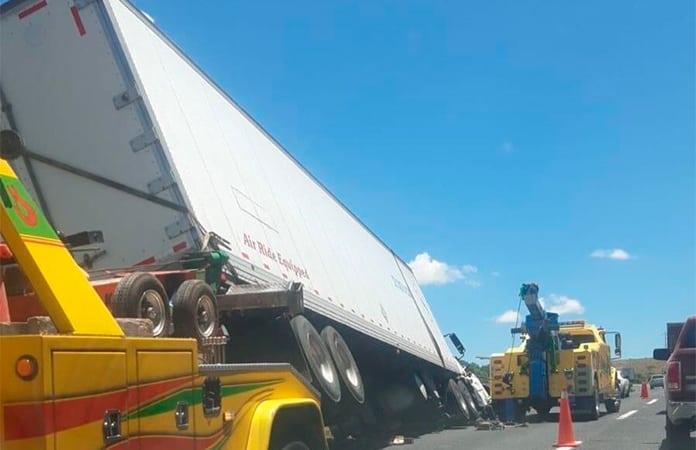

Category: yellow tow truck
[490, 284, 622, 421]
[0, 140, 327, 450]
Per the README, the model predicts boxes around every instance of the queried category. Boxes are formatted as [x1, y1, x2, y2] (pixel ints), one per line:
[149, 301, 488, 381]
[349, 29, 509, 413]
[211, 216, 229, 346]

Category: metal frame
[17, 147, 189, 213]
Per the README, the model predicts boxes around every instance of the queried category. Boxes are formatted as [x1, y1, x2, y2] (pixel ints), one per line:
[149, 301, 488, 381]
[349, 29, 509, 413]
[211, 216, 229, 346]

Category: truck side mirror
[653, 348, 669, 361]
[447, 333, 465, 356]
[614, 333, 622, 357]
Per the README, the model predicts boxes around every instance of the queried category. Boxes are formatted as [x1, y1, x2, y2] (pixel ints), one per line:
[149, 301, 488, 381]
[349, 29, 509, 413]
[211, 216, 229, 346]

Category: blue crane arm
[520, 283, 545, 320]
[513, 283, 560, 405]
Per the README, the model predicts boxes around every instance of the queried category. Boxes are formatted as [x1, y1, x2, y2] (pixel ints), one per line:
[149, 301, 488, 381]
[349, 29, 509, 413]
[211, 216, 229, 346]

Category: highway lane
[337, 388, 695, 450]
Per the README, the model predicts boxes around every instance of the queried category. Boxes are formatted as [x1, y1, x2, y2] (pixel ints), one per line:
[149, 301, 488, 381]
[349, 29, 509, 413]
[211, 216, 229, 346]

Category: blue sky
[133, 0, 694, 359]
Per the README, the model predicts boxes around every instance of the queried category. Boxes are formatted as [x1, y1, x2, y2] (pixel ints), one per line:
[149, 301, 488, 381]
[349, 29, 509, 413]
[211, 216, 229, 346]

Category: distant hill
[615, 358, 666, 382]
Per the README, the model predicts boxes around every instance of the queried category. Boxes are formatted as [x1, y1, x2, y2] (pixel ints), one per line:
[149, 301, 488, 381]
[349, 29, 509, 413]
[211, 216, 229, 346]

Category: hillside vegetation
[615, 358, 665, 382]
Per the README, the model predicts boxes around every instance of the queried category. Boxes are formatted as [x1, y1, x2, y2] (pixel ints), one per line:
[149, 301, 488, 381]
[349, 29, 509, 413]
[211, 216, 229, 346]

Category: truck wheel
[666, 415, 690, 442]
[321, 326, 365, 404]
[533, 404, 551, 418]
[171, 280, 218, 340]
[290, 316, 341, 403]
[588, 390, 600, 420]
[278, 442, 310, 450]
[111, 272, 170, 337]
[604, 398, 620, 413]
[446, 379, 470, 421]
[457, 380, 479, 420]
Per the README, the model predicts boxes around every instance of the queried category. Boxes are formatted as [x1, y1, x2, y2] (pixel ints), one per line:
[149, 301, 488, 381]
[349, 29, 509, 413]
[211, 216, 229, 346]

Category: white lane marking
[617, 409, 638, 420]
[646, 399, 658, 405]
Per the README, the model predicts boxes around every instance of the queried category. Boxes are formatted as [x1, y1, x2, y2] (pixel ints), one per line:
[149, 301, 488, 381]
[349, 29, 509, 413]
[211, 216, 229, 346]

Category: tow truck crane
[490, 283, 622, 422]
[489, 284, 560, 421]
[0, 133, 327, 450]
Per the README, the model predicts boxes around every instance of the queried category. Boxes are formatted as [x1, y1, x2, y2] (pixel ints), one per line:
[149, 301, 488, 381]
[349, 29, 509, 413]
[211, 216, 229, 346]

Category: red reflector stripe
[70, 6, 86, 36]
[172, 241, 187, 253]
[135, 256, 156, 266]
[18, 0, 47, 19]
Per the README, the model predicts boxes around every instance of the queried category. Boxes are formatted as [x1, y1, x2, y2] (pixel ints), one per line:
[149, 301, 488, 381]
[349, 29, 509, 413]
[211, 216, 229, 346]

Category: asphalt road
[338, 388, 695, 450]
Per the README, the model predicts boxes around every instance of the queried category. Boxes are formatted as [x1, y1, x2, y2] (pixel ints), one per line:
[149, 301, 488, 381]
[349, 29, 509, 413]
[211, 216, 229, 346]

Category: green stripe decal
[127, 380, 281, 420]
[211, 433, 232, 450]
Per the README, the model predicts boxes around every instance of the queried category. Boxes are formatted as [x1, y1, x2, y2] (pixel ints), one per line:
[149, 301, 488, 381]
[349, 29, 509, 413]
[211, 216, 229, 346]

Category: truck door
[134, 351, 195, 449]
[52, 351, 129, 449]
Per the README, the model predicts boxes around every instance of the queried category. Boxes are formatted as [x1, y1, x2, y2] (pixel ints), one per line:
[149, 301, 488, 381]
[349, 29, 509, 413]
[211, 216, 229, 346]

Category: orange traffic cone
[554, 389, 582, 448]
[640, 382, 650, 399]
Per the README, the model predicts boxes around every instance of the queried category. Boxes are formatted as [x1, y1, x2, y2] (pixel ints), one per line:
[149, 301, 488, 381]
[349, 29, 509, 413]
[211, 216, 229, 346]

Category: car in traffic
[649, 374, 665, 389]
[654, 316, 696, 443]
[617, 370, 631, 398]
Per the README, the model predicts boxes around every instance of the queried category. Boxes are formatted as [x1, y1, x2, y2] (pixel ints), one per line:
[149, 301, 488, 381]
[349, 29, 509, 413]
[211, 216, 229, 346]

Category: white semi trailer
[0, 0, 480, 430]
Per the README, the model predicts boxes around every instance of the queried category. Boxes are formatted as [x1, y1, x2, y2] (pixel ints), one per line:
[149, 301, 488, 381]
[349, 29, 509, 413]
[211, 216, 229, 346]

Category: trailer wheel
[321, 326, 365, 404]
[171, 280, 218, 340]
[446, 379, 470, 421]
[457, 380, 479, 420]
[413, 373, 429, 401]
[111, 272, 170, 337]
[421, 372, 441, 400]
[290, 316, 341, 403]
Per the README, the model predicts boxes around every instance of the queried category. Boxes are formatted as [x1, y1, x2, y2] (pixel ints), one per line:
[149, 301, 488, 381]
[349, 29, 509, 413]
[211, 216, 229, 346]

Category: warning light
[16, 355, 38, 380]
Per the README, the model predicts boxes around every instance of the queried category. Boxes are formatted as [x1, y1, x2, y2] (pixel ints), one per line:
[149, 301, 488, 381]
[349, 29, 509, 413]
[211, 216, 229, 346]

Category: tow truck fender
[245, 398, 327, 450]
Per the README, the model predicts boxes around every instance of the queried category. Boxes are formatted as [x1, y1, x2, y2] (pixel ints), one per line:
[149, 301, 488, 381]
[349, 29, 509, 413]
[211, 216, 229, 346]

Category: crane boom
[512, 283, 560, 408]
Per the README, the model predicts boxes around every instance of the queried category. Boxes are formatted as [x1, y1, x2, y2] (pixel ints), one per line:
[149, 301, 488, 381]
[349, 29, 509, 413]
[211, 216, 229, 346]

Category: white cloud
[539, 294, 585, 315]
[408, 252, 479, 286]
[495, 310, 520, 324]
[590, 248, 631, 260]
[461, 264, 478, 274]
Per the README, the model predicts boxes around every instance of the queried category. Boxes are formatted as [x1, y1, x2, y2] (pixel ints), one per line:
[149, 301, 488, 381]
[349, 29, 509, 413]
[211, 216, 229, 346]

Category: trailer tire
[111, 272, 170, 337]
[321, 326, 365, 404]
[413, 373, 429, 401]
[290, 316, 341, 403]
[171, 280, 218, 340]
[457, 380, 479, 420]
[446, 379, 470, 421]
[421, 372, 441, 400]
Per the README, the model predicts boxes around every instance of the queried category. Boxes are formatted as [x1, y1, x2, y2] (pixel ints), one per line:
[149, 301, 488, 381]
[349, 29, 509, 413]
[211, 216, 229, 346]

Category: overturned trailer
[0, 0, 480, 429]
